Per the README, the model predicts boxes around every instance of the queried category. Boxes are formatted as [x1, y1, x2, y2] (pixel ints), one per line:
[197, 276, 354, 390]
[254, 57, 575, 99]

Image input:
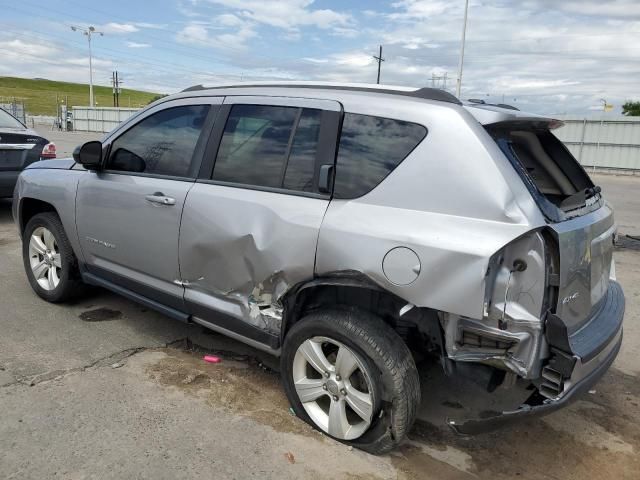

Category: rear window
[334, 113, 427, 199]
[0, 108, 24, 129]
[488, 127, 597, 217]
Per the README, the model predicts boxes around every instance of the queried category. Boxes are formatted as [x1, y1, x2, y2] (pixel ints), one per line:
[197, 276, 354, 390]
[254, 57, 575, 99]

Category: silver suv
[13, 83, 625, 453]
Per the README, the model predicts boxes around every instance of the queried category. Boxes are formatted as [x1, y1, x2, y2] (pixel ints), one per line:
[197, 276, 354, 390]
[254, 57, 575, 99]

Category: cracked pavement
[1, 172, 640, 479]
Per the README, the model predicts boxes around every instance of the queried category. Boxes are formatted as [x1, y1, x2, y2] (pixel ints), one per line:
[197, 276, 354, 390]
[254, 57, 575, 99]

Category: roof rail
[180, 83, 461, 105]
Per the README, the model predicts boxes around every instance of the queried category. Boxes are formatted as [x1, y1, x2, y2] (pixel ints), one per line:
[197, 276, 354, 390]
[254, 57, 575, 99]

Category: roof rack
[180, 83, 462, 105]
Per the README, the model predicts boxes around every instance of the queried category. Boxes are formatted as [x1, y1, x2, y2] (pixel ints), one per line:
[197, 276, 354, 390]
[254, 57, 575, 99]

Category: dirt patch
[0, 237, 15, 246]
[145, 348, 318, 438]
[79, 308, 122, 322]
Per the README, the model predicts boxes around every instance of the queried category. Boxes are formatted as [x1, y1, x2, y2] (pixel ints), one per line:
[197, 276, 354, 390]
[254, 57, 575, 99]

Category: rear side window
[108, 105, 211, 177]
[334, 114, 427, 199]
[213, 105, 322, 193]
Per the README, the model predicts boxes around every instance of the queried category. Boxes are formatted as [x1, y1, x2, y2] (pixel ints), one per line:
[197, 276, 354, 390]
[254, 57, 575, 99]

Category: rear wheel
[23, 212, 84, 302]
[281, 308, 420, 454]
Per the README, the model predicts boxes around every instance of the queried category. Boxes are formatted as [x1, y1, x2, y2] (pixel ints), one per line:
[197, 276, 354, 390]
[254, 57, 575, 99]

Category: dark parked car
[0, 108, 55, 198]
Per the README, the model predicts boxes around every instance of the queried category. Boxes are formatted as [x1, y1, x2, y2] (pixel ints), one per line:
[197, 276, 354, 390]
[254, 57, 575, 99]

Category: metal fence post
[578, 118, 587, 163]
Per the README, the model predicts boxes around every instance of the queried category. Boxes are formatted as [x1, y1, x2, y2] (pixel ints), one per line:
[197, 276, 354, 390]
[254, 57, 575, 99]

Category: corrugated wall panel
[554, 115, 640, 170]
[71, 107, 140, 133]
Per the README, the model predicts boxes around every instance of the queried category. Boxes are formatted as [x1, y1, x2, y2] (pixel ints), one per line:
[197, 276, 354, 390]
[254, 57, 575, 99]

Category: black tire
[22, 212, 84, 303]
[281, 308, 420, 454]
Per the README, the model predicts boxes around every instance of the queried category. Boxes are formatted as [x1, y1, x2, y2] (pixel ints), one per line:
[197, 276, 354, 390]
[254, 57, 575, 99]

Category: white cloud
[176, 24, 210, 44]
[100, 22, 139, 34]
[176, 21, 256, 50]
[204, 0, 352, 32]
[126, 41, 151, 48]
[0, 39, 58, 57]
[215, 14, 245, 27]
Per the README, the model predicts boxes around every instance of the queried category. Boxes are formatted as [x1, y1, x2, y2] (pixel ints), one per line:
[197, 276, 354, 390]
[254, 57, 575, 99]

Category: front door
[76, 98, 221, 311]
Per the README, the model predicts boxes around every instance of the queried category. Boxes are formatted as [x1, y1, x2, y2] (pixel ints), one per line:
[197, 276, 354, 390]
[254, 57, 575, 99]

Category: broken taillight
[40, 142, 56, 159]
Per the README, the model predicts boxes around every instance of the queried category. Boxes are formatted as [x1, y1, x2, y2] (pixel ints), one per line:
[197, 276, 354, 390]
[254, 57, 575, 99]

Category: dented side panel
[316, 101, 546, 321]
[179, 182, 329, 334]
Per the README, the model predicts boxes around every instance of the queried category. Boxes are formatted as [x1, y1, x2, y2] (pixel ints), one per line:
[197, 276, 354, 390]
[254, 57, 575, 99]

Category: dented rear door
[179, 95, 342, 347]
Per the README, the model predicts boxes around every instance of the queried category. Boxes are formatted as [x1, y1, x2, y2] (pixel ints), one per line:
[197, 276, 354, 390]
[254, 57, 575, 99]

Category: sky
[0, 0, 638, 114]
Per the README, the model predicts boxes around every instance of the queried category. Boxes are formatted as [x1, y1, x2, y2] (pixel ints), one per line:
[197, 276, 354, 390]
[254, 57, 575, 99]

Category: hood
[25, 158, 76, 170]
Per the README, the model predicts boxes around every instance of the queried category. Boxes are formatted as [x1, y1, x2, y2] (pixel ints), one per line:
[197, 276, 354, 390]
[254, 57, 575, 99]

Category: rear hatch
[470, 105, 615, 343]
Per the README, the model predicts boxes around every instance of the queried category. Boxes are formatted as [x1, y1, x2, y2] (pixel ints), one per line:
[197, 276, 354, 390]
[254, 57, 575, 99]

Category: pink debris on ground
[203, 355, 221, 364]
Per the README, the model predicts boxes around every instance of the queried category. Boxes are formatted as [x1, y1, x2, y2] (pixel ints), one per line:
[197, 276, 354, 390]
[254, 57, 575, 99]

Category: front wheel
[22, 212, 84, 302]
[281, 309, 420, 454]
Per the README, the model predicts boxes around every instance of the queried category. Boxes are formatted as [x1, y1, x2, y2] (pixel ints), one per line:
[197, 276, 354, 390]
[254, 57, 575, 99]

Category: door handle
[145, 192, 176, 206]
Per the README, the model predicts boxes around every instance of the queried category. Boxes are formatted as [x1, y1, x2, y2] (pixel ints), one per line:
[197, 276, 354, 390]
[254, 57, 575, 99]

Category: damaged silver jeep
[13, 83, 625, 454]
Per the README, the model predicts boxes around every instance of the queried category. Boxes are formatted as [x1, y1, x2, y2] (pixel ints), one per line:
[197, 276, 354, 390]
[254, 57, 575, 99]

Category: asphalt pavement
[1, 171, 639, 479]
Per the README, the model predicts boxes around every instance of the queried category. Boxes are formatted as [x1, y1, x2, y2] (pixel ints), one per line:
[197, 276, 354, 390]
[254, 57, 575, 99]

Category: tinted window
[334, 114, 427, 198]
[213, 105, 321, 193]
[108, 105, 210, 177]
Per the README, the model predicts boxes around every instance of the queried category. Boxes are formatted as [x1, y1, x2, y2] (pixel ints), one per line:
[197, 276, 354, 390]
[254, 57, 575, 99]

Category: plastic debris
[111, 362, 124, 369]
[284, 452, 295, 464]
[289, 407, 296, 416]
[203, 355, 221, 364]
[588, 389, 596, 394]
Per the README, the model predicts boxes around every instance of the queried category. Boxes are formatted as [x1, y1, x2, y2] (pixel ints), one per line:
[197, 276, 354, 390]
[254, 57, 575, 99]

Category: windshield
[0, 108, 25, 129]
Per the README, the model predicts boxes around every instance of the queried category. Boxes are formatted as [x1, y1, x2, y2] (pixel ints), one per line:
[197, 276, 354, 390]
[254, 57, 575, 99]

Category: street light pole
[455, 0, 469, 99]
[71, 25, 104, 107]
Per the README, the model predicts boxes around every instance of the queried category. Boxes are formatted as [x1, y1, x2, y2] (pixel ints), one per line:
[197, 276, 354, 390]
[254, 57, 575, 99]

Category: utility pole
[373, 45, 385, 84]
[455, 0, 469, 99]
[71, 25, 104, 107]
[111, 71, 122, 107]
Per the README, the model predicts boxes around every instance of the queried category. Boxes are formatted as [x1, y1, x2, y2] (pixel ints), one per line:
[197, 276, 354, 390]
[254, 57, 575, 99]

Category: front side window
[107, 104, 211, 177]
[334, 113, 427, 199]
[212, 105, 322, 192]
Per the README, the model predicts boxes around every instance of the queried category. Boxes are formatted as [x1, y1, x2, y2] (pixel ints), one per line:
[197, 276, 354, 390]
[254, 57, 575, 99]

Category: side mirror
[73, 141, 103, 170]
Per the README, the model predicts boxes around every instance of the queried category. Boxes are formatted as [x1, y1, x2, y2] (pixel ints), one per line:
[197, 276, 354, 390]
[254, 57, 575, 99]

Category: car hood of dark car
[0, 126, 41, 137]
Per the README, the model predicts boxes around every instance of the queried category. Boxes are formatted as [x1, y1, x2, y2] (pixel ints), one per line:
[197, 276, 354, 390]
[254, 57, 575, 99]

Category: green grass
[0, 76, 163, 116]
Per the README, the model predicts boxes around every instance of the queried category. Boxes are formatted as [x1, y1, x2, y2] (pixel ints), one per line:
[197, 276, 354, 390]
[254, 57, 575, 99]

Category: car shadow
[0, 198, 13, 224]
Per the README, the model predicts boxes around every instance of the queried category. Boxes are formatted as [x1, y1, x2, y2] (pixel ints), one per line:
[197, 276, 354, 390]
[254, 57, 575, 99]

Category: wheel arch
[280, 270, 443, 355]
[19, 197, 59, 234]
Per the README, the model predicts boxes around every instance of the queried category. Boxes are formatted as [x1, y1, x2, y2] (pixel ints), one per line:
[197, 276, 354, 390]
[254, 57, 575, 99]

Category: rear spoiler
[464, 104, 564, 130]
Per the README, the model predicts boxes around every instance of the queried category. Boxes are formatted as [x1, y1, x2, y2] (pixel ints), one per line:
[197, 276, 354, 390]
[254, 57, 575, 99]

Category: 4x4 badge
[562, 292, 580, 305]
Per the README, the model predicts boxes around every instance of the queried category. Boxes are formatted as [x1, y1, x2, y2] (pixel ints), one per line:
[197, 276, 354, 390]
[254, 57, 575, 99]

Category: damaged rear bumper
[448, 281, 625, 435]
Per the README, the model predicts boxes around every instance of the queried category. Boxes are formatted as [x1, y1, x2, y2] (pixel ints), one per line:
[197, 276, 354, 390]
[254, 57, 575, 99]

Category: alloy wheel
[28, 226, 61, 291]
[292, 336, 375, 440]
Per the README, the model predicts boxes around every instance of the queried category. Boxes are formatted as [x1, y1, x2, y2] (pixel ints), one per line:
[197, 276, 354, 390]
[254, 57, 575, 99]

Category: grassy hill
[0, 77, 163, 116]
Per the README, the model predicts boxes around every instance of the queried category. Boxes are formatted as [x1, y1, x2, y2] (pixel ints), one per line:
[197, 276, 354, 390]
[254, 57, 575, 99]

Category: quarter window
[334, 113, 427, 199]
[107, 104, 211, 177]
[212, 105, 322, 193]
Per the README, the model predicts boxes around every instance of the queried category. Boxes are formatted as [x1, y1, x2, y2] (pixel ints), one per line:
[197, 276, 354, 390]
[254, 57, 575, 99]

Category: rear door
[179, 96, 341, 346]
[76, 98, 220, 312]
